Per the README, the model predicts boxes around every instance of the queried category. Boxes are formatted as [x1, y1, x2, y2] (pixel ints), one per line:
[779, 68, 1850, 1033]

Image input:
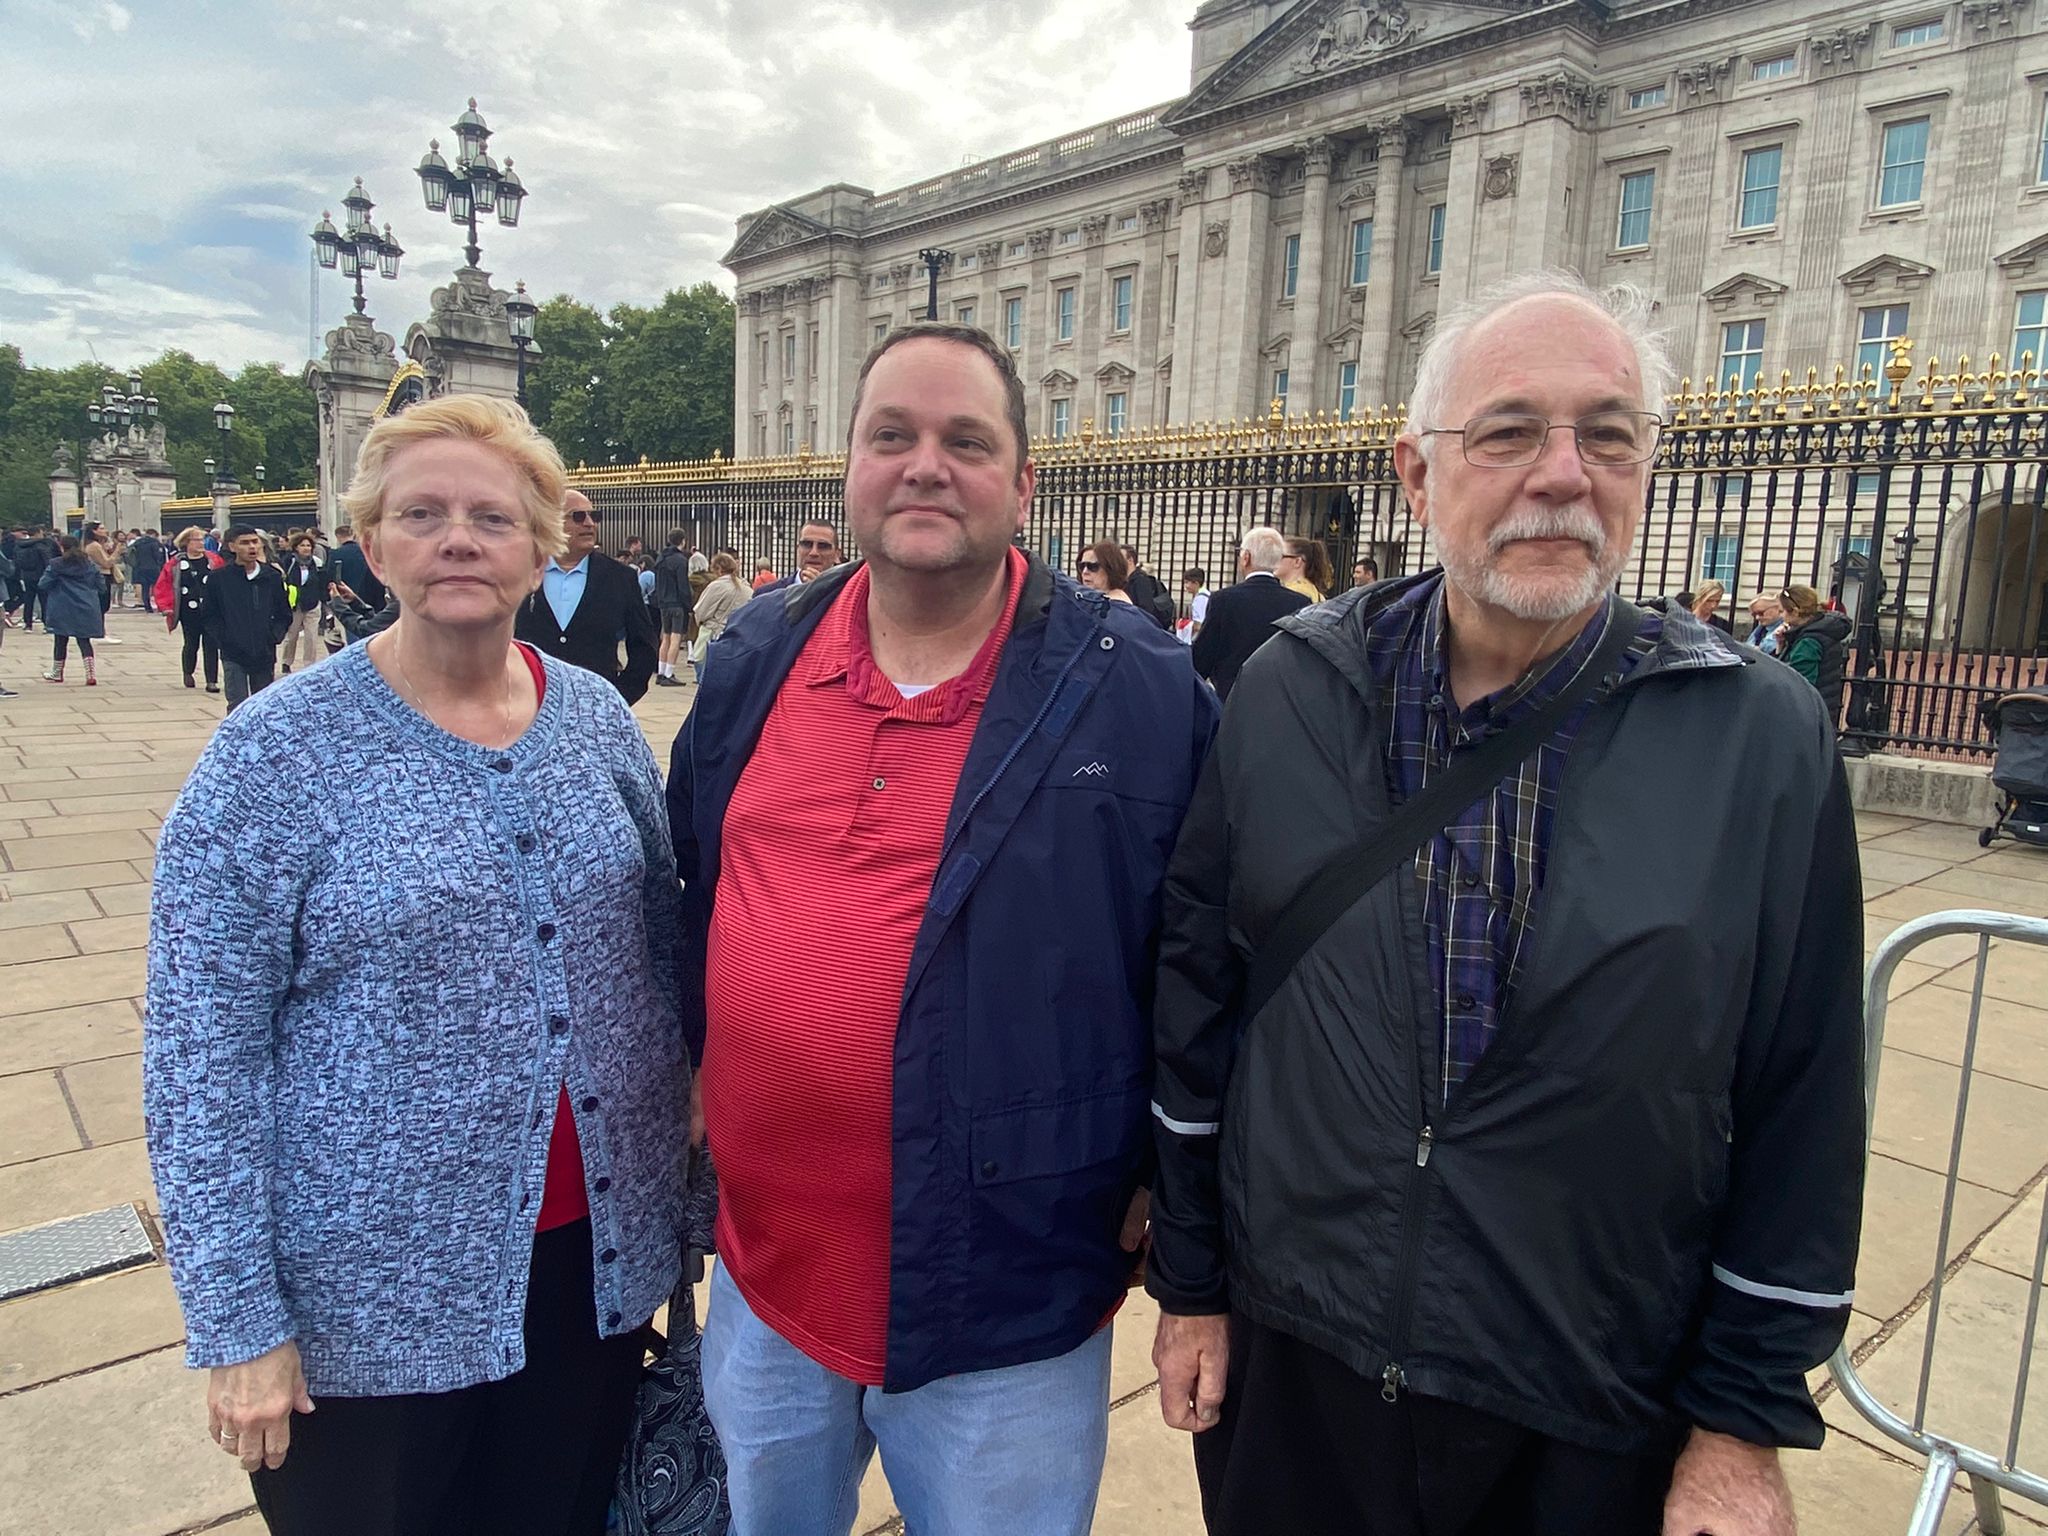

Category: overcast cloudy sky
[0, 0, 1194, 373]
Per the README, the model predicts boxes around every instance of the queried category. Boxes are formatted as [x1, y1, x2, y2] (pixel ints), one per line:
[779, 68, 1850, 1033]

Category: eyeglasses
[1420, 410, 1663, 468]
[1077, 559, 1103, 573]
[566, 508, 602, 526]
[797, 539, 836, 552]
[389, 507, 528, 542]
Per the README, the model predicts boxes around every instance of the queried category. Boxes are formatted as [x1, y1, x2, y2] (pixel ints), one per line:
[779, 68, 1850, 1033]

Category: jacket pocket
[971, 1081, 1147, 1187]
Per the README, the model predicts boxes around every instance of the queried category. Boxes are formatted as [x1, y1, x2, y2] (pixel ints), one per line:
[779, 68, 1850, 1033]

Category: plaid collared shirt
[1363, 575, 1661, 1102]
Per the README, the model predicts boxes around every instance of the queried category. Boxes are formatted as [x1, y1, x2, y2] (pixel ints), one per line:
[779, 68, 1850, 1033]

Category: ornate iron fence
[580, 339, 2041, 758]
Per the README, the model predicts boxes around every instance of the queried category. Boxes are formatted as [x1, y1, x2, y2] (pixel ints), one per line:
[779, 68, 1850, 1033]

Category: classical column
[1289, 137, 1336, 413]
[1078, 213, 1112, 402]
[1437, 91, 1492, 309]
[1212, 155, 1278, 420]
[1359, 116, 1412, 409]
[733, 290, 756, 459]
[1135, 197, 1175, 425]
[1169, 168, 1211, 423]
[792, 278, 817, 451]
[1503, 72, 1599, 281]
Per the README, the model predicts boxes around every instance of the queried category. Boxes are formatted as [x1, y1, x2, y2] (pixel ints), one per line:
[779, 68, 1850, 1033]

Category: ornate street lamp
[78, 375, 157, 520]
[505, 280, 537, 407]
[918, 247, 953, 321]
[311, 179, 404, 315]
[417, 98, 527, 271]
[212, 400, 237, 491]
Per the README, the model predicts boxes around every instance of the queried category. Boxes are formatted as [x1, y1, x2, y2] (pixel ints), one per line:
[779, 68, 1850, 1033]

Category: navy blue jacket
[669, 552, 1219, 1390]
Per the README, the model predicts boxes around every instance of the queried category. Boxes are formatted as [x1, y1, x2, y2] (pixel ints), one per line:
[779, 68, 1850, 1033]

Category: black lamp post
[504, 281, 538, 407]
[918, 247, 952, 321]
[212, 401, 237, 493]
[416, 99, 527, 271]
[81, 374, 158, 522]
[311, 179, 404, 314]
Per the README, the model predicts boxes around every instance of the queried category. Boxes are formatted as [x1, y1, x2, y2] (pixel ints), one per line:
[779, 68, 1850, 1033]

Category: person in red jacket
[156, 527, 225, 692]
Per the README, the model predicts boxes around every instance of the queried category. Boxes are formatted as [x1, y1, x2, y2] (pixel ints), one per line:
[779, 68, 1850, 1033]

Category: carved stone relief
[1293, 2, 1425, 76]
[1484, 155, 1519, 201]
[1204, 221, 1230, 259]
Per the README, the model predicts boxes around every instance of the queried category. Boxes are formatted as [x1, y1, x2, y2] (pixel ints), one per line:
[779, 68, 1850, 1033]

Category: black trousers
[1193, 1313, 1682, 1536]
[179, 617, 219, 686]
[250, 1219, 644, 1536]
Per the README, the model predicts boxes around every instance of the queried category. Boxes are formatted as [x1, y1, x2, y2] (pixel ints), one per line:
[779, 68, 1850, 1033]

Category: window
[1008, 241, 1025, 258]
[782, 333, 797, 379]
[1106, 392, 1128, 436]
[1425, 204, 1446, 275]
[1716, 473, 1750, 502]
[1852, 471, 1885, 501]
[2039, 97, 2048, 183]
[1004, 295, 1024, 350]
[1719, 319, 1766, 389]
[808, 324, 819, 377]
[1627, 84, 1667, 111]
[758, 334, 770, 376]
[1056, 287, 1076, 341]
[1118, 213, 1137, 232]
[1616, 170, 1655, 249]
[1282, 233, 1301, 300]
[1058, 228, 1079, 247]
[1878, 117, 1930, 207]
[873, 319, 888, 345]
[1051, 398, 1072, 440]
[1738, 145, 1781, 230]
[1892, 17, 1943, 47]
[1834, 533, 1874, 564]
[1338, 360, 1359, 421]
[1857, 304, 1911, 379]
[956, 303, 975, 327]
[1750, 53, 1796, 82]
[780, 419, 796, 455]
[2015, 290, 2048, 367]
[1349, 218, 1374, 287]
[959, 253, 978, 271]
[1272, 369, 1290, 411]
[1111, 274, 1133, 332]
[1699, 534, 1740, 585]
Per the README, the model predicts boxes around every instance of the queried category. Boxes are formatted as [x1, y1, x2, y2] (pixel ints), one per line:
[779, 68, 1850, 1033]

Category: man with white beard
[1146, 272, 1864, 1536]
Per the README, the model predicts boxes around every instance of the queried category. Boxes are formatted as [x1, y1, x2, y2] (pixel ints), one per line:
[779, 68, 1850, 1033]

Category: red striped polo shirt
[703, 549, 1025, 1384]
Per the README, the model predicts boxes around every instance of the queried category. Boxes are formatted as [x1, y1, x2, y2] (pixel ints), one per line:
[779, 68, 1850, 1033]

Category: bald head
[562, 488, 599, 563]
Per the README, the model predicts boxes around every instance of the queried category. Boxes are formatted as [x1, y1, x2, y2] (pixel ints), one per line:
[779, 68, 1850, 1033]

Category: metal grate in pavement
[0, 1205, 154, 1301]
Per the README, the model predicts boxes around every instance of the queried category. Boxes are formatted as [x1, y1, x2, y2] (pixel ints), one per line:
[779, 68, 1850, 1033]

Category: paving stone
[1968, 847, 2048, 885]
[62, 1054, 143, 1146]
[3, 771, 193, 801]
[1851, 1153, 2013, 1323]
[0, 860, 156, 897]
[0, 999, 143, 1075]
[0, 800, 55, 819]
[0, 1074, 81, 1164]
[50, 791, 181, 817]
[0, 1141, 157, 1232]
[0, 1343, 251, 1536]
[1881, 985, 2048, 1090]
[1857, 813, 1931, 840]
[0, 888, 98, 932]
[1782, 1427, 1973, 1536]
[0, 949, 145, 1015]
[0, 1262, 185, 1392]
[67, 913, 148, 954]
[0, 829, 157, 872]
[1091, 1390, 1204, 1536]
[1860, 848, 1959, 887]
[1868, 1046, 2048, 1195]
[1866, 823, 2018, 864]
[1920, 866, 2048, 914]
[16, 809, 163, 837]
[1823, 1261, 2047, 1473]
[1973, 1184, 2047, 1286]
[1932, 942, 2048, 1010]
[89, 883, 150, 917]
[0, 922, 79, 964]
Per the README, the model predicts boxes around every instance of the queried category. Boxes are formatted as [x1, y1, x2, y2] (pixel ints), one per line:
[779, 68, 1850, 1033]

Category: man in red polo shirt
[669, 323, 1217, 1535]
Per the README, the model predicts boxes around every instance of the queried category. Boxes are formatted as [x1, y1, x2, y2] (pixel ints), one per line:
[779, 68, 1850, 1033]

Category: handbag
[613, 1148, 729, 1536]
[1243, 596, 1643, 1024]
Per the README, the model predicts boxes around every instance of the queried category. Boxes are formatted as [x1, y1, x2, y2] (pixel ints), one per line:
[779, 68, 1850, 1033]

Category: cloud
[0, 0, 1191, 371]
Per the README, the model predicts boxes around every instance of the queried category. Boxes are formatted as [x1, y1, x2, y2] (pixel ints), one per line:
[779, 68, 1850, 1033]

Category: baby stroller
[1977, 690, 2048, 848]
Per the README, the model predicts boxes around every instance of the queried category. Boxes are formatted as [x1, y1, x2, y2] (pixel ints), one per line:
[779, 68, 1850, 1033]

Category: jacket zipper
[1379, 1122, 1434, 1401]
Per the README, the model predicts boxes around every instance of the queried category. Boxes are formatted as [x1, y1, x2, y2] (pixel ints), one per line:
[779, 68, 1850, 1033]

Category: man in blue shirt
[515, 491, 657, 703]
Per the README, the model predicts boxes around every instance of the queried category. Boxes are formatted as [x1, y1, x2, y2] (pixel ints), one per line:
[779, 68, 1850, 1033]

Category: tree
[528, 296, 612, 468]
[605, 284, 734, 462]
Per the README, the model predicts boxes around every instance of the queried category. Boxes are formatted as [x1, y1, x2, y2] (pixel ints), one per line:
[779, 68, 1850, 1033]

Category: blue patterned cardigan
[144, 640, 689, 1396]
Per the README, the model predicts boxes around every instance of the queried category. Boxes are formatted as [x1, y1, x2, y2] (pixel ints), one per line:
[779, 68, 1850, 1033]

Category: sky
[0, 0, 1195, 374]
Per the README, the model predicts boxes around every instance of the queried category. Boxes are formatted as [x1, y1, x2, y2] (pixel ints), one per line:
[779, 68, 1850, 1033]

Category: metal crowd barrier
[1829, 909, 2048, 1535]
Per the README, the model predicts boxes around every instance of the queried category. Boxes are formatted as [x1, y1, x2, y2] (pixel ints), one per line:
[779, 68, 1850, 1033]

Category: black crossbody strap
[1242, 597, 1642, 1024]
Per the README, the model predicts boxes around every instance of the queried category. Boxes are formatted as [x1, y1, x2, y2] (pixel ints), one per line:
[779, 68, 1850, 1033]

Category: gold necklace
[389, 635, 516, 748]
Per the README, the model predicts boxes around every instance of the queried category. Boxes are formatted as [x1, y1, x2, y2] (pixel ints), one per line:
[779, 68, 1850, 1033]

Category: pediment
[1039, 368, 1079, 390]
[1702, 272, 1789, 312]
[1995, 233, 2048, 280]
[1260, 333, 1292, 358]
[724, 205, 831, 266]
[1323, 321, 1364, 347]
[1095, 361, 1137, 382]
[1167, 0, 1571, 126]
[1838, 254, 1935, 296]
[1337, 181, 1378, 208]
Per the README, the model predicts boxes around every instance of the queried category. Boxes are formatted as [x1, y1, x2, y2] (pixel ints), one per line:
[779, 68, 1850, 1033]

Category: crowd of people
[132, 276, 1865, 1536]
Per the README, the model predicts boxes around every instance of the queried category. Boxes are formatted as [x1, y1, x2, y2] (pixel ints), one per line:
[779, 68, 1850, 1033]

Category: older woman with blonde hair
[145, 394, 689, 1536]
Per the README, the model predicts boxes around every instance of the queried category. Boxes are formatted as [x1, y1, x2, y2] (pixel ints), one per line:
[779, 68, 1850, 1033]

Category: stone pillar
[1135, 198, 1175, 425]
[1784, 33, 1866, 366]
[1360, 117, 1412, 408]
[733, 290, 756, 459]
[1291, 138, 1335, 412]
[1501, 72, 1600, 279]
[46, 445, 79, 526]
[306, 311, 401, 532]
[211, 477, 238, 535]
[1209, 155, 1278, 421]
[403, 266, 535, 403]
[793, 278, 817, 451]
[1026, 226, 1056, 423]
[1169, 168, 1211, 424]
[1437, 91, 1493, 308]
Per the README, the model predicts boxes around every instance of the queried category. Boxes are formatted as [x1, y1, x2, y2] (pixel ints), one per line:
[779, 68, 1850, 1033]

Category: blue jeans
[701, 1263, 1112, 1536]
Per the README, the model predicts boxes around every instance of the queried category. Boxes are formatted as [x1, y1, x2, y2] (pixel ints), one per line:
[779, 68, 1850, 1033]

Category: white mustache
[1487, 505, 1606, 557]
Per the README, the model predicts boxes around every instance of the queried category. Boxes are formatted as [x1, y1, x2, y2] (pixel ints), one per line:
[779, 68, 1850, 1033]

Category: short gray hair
[1407, 269, 1675, 437]
[1240, 525, 1287, 572]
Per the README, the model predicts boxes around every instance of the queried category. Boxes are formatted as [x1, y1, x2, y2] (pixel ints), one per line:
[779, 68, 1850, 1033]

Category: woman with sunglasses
[1076, 540, 1138, 605]
[146, 395, 689, 1536]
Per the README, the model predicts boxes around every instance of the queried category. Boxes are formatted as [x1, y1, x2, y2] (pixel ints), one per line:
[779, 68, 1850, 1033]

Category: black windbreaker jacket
[1147, 574, 1866, 1454]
